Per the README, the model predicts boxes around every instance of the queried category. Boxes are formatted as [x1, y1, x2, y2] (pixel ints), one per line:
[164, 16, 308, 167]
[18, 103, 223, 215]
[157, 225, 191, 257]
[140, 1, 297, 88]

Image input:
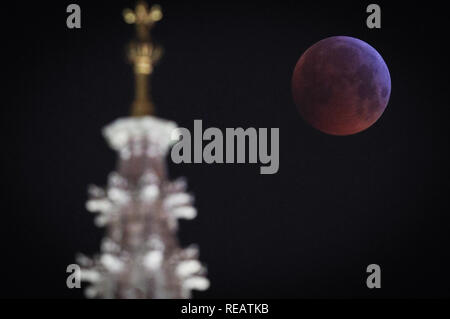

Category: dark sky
[1, 0, 449, 298]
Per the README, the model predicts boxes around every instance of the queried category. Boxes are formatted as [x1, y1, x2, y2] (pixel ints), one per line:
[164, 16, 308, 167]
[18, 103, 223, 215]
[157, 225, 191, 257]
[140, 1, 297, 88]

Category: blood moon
[292, 36, 391, 136]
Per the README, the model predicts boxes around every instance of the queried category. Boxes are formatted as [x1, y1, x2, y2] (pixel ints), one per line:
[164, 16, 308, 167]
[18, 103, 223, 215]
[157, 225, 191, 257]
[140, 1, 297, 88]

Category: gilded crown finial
[123, 1, 162, 40]
[123, 1, 163, 117]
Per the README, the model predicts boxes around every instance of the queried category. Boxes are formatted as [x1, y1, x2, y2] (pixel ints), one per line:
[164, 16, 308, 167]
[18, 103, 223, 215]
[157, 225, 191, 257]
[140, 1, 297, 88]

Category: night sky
[1, 0, 449, 298]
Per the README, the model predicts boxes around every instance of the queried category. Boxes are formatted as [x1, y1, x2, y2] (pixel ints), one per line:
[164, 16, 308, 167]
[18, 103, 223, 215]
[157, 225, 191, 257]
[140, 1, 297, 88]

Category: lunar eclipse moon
[292, 36, 391, 135]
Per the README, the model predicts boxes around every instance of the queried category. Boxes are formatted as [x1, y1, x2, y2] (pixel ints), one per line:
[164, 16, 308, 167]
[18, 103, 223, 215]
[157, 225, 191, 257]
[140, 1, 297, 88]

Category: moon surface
[292, 36, 391, 135]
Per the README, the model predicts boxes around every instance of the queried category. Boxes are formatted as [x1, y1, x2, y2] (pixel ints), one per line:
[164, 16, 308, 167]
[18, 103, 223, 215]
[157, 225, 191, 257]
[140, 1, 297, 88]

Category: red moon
[292, 36, 391, 135]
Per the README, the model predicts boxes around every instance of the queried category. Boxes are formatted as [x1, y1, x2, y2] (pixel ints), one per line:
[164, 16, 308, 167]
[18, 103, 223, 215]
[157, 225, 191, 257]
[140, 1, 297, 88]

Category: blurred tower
[76, 1, 209, 298]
